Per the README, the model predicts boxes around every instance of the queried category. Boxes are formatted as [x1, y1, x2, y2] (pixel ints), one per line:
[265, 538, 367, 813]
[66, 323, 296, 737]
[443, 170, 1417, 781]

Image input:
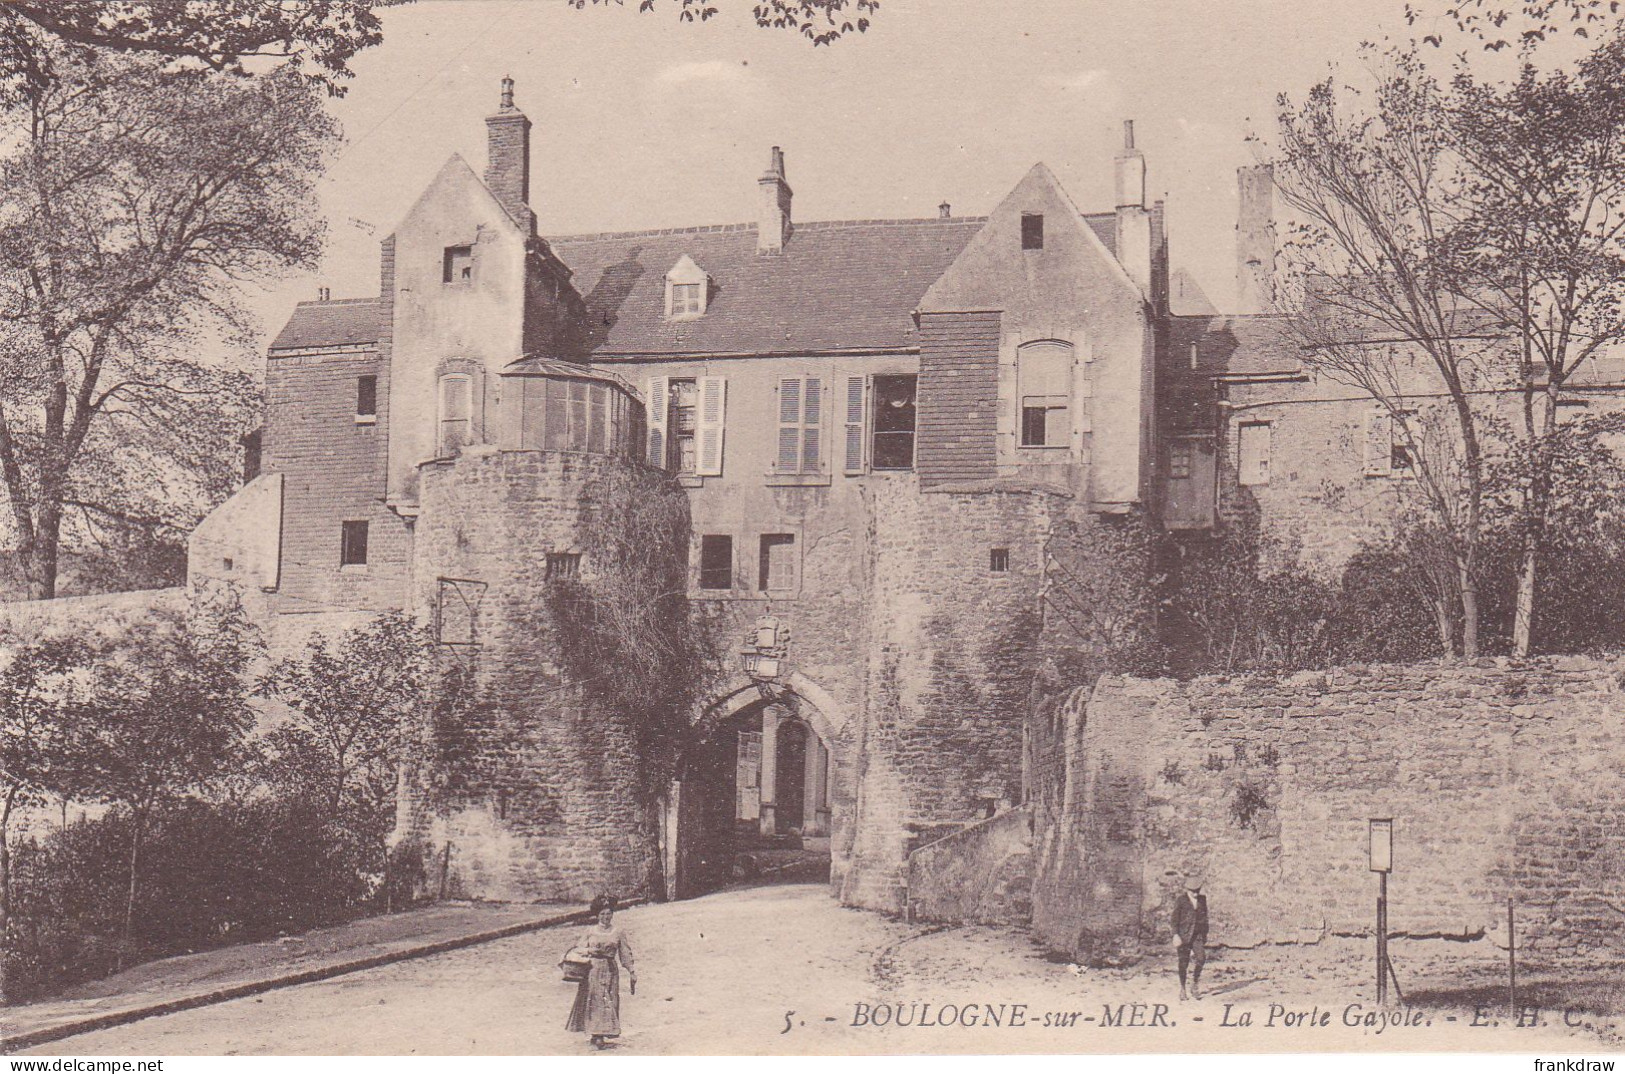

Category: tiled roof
[1171, 314, 1302, 376]
[269, 298, 382, 352]
[552, 217, 987, 358]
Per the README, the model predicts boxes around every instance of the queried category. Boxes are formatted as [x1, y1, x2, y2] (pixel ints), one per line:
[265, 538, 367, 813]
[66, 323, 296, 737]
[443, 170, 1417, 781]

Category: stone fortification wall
[1031, 658, 1625, 968]
[409, 446, 689, 902]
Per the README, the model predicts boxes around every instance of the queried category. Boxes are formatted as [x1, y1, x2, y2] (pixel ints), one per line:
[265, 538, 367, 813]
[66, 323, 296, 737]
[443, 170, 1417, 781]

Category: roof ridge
[549, 216, 989, 243]
[292, 296, 382, 307]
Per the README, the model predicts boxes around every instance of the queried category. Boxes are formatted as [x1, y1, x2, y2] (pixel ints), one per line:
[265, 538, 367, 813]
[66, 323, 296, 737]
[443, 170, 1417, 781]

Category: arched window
[438, 373, 473, 457]
[1017, 340, 1073, 448]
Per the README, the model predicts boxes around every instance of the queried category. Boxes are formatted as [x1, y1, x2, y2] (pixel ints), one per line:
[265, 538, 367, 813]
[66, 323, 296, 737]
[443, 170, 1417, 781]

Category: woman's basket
[562, 950, 591, 982]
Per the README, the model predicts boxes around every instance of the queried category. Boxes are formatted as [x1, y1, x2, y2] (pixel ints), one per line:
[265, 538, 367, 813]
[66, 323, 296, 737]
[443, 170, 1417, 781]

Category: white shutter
[843, 373, 867, 475]
[803, 376, 823, 472]
[645, 376, 669, 469]
[776, 376, 802, 473]
[697, 376, 727, 477]
[1363, 409, 1392, 477]
[1238, 421, 1272, 486]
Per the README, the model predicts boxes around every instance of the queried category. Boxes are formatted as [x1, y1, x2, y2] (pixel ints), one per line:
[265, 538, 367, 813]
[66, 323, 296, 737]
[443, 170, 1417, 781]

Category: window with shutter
[697, 376, 727, 476]
[1238, 421, 1272, 486]
[843, 374, 867, 474]
[775, 376, 824, 474]
[645, 376, 669, 468]
[758, 533, 797, 592]
[1365, 408, 1416, 477]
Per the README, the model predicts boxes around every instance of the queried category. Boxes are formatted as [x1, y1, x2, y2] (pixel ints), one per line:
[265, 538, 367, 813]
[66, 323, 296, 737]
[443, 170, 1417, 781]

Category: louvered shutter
[1363, 409, 1392, 477]
[802, 376, 823, 472]
[697, 376, 727, 476]
[777, 376, 802, 472]
[645, 376, 669, 469]
[843, 374, 867, 474]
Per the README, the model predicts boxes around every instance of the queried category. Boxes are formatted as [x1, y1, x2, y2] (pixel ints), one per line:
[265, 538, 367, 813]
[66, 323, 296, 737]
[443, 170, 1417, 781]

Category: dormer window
[665, 254, 710, 320]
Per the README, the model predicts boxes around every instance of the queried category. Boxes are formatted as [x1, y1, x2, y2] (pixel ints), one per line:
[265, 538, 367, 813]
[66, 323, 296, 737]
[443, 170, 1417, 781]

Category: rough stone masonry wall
[409, 446, 689, 903]
[1031, 658, 1625, 967]
[839, 485, 1060, 912]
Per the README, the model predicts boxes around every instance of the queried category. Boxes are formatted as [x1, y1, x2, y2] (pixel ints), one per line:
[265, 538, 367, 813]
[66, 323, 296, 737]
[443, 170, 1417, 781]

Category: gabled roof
[269, 298, 382, 352]
[552, 217, 986, 357]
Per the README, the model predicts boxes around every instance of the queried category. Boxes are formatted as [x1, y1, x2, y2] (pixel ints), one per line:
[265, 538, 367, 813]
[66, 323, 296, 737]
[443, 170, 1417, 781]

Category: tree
[0, 53, 336, 599]
[1273, 51, 1497, 657]
[0, 1, 398, 98]
[1431, 28, 1625, 655]
[72, 591, 260, 968]
[0, 634, 92, 1002]
[571, 0, 878, 43]
[260, 612, 432, 822]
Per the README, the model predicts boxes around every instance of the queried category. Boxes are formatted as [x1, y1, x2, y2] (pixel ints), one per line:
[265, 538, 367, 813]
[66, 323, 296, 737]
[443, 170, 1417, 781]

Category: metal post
[1507, 898, 1517, 1015]
[1377, 871, 1389, 1005]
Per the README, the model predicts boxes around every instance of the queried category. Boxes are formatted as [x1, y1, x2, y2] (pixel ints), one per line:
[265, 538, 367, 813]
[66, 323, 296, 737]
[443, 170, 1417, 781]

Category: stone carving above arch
[694, 672, 849, 748]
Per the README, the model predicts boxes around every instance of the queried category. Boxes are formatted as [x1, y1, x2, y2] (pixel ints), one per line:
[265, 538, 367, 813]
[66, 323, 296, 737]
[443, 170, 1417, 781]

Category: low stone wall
[0, 587, 186, 642]
[906, 805, 1033, 925]
[1031, 658, 1625, 967]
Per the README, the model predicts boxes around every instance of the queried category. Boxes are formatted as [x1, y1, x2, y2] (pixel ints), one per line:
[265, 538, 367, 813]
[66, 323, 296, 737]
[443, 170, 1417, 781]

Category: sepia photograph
[0, 0, 1621, 1064]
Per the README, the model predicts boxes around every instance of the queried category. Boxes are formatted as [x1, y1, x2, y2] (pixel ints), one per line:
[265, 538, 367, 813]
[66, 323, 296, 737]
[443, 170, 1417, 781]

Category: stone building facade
[186, 82, 1432, 910]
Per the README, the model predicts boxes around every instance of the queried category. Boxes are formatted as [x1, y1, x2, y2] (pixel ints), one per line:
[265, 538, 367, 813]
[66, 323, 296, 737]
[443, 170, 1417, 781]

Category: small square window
[443, 245, 473, 284]
[1021, 213, 1044, 250]
[546, 552, 581, 581]
[758, 533, 796, 593]
[340, 520, 368, 566]
[1169, 443, 1193, 480]
[989, 548, 1010, 573]
[699, 534, 733, 590]
[356, 374, 377, 419]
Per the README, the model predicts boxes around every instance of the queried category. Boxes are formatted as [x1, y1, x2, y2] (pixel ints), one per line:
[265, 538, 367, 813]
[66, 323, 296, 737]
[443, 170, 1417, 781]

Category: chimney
[485, 76, 534, 232]
[938, 201, 951, 219]
[317, 286, 331, 302]
[758, 146, 793, 254]
[1236, 163, 1276, 314]
[1115, 120, 1152, 293]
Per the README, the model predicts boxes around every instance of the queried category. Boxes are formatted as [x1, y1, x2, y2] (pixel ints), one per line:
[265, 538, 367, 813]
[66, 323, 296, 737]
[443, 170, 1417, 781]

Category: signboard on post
[1369, 818, 1393, 873]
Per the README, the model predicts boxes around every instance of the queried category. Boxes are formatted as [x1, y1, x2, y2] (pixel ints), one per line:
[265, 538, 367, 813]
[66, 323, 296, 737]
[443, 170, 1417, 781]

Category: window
[671, 283, 702, 317]
[665, 255, 709, 319]
[989, 548, 1010, 573]
[776, 376, 823, 473]
[667, 379, 698, 473]
[443, 245, 473, 284]
[356, 375, 377, 421]
[1021, 212, 1045, 250]
[699, 535, 733, 590]
[1169, 441, 1193, 480]
[1018, 341, 1072, 448]
[1364, 409, 1416, 478]
[438, 374, 472, 456]
[871, 374, 917, 470]
[1238, 421, 1272, 486]
[758, 533, 796, 592]
[1189, 343, 1200, 370]
[340, 520, 368, 566]
[546, 552, 581, 581]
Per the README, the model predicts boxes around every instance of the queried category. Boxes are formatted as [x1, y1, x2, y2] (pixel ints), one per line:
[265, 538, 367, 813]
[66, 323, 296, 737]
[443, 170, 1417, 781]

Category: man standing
[1172, 876, 1208, 1000]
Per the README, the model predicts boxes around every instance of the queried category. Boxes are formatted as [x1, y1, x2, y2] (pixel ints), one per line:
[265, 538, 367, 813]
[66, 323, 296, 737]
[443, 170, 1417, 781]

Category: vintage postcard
[0, 0, 1621, 1065]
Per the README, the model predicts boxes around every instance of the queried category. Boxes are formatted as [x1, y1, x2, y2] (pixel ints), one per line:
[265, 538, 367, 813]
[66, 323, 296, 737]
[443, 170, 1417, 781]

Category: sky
[244, 0, 1428, 352]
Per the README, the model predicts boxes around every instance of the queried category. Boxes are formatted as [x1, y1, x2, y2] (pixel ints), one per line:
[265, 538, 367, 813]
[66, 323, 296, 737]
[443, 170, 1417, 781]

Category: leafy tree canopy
[570, 0, 878, 44]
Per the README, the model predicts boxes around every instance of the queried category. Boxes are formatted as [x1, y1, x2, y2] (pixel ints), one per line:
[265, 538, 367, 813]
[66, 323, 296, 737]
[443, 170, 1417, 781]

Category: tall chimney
[758, 146, 793, 254]
[485, 76, 534, 232]
[1115, 120, 1152, 292]
[1236, 163, 1276, 314]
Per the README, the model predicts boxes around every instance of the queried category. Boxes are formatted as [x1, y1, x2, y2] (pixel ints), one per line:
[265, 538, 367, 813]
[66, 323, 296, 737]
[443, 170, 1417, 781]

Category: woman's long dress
[565, 924, 635, 1038]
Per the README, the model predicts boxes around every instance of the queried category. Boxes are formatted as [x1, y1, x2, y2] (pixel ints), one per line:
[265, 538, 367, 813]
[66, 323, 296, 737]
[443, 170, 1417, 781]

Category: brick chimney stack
[1115, 120, 1152, 293]
[486, 76, 534, 233]
[1236, 163, 1276, 314]
[758, 146, 793, 254]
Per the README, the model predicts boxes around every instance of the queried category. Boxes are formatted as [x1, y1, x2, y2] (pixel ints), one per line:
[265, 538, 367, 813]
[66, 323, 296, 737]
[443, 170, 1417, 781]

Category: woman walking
[562, 893, 637, 1049]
